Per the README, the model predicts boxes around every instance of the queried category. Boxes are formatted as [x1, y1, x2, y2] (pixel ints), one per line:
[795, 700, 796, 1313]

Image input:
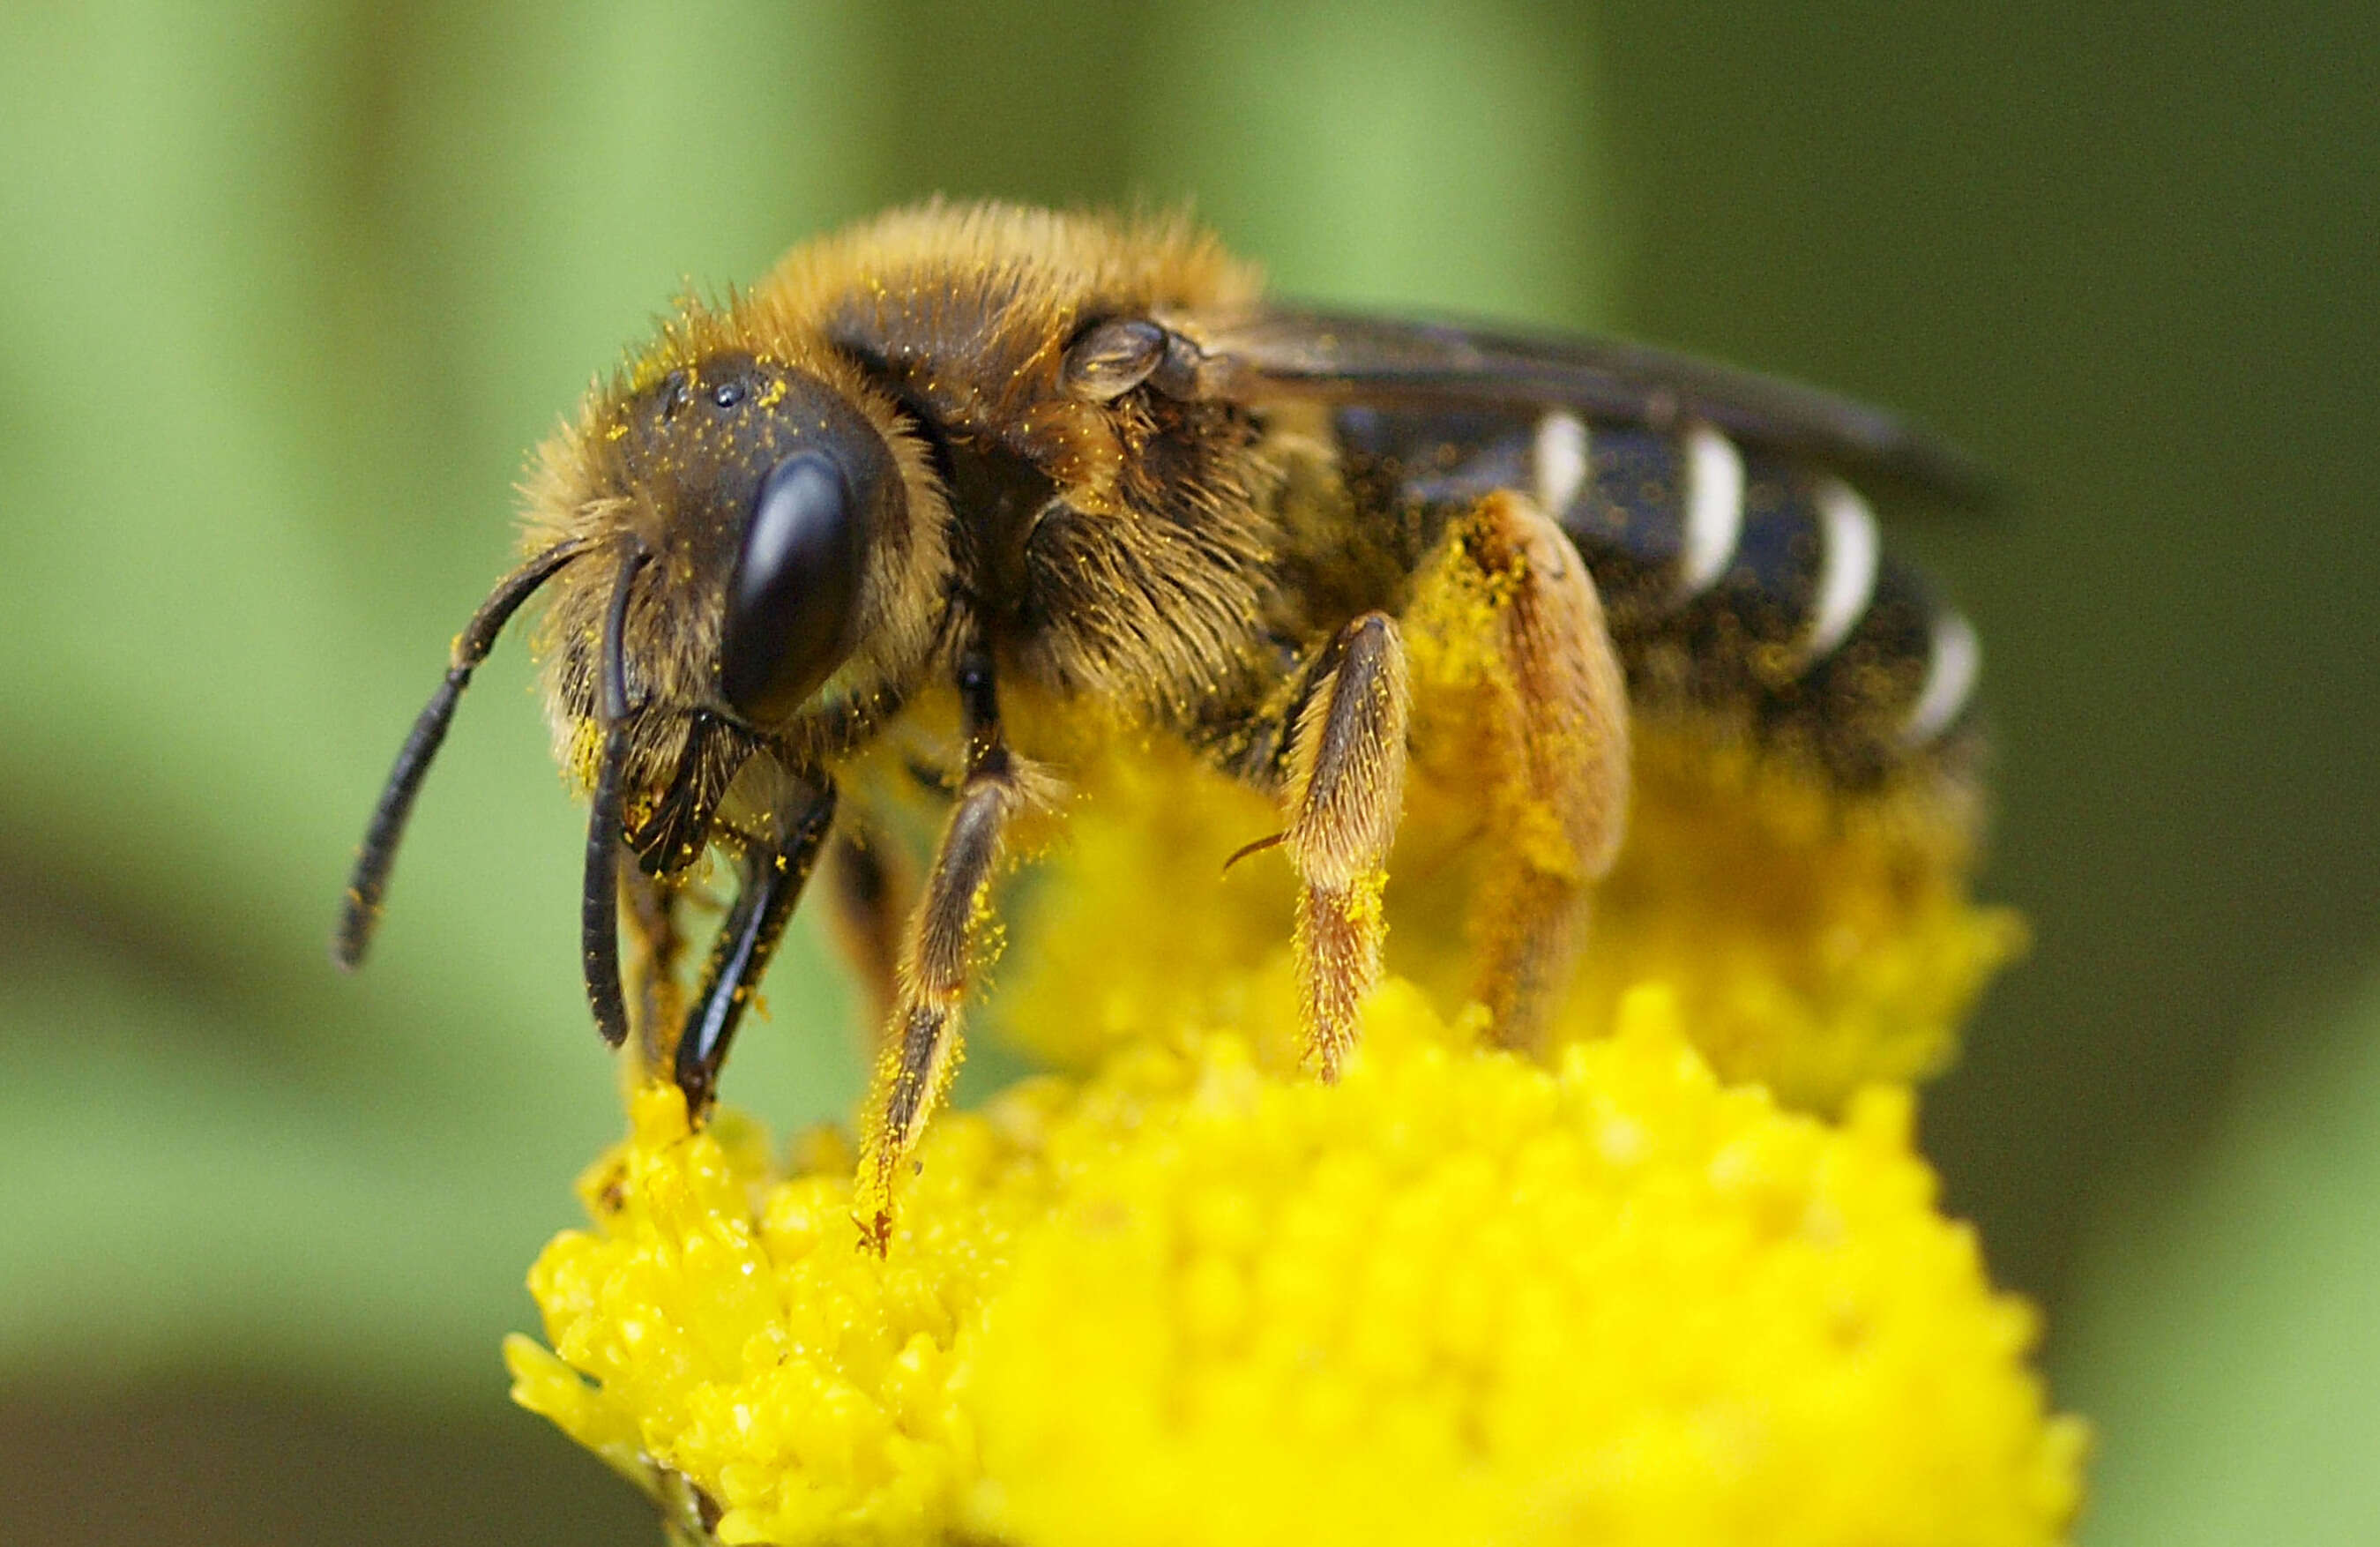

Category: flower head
[511, 983, 2082, 1545]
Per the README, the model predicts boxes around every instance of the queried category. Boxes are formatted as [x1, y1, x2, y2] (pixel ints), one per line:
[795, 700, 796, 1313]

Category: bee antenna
[333, 539, 590, 969]
[580, 545, 650, 1049]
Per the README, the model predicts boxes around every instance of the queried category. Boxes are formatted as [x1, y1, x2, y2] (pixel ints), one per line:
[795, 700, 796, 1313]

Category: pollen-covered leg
[1282, 612, 1411, 1080]
[854, 649, 1020, 1253]
[1412, 490, 1630, 1052]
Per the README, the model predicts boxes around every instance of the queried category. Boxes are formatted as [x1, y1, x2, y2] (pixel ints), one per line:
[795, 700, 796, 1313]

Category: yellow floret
[511, 983, 2083, 1546]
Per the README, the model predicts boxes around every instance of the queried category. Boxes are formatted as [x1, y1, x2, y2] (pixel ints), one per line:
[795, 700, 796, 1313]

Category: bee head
[482, 345, 949, 1046]
[586, 349, 935, 736]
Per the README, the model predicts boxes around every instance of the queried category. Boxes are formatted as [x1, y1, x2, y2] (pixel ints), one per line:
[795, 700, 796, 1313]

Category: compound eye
[718, 452, 868, 725]
[1063, 318, 1167, 400]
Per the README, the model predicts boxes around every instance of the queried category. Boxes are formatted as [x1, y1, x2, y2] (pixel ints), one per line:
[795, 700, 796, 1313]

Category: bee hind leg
[1421, 490, 1630, 1054]
[1280, 611, 1412, 1080]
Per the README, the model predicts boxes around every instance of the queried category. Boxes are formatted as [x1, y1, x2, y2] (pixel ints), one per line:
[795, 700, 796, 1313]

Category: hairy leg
[854, 646, 1025, 1252]
[1279, 611, 1411, 1079]
[1416, 490, 1630, 1050]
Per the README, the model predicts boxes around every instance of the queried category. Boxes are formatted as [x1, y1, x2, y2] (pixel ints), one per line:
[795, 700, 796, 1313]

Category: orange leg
[1280, 611, 1411, 1079]
[853, 646, 1020, 1252]
[1416, 490, 1630, 1051]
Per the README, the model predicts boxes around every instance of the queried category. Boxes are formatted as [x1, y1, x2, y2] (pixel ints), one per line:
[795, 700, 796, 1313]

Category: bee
[335, 202, 1987, 1249]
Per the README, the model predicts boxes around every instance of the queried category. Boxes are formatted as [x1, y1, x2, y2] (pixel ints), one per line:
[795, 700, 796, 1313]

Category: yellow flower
[510, 983, 2084, 1545]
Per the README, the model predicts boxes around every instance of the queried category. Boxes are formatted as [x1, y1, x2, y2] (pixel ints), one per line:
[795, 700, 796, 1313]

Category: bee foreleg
[1282, 611, 1411, 1080]
[854, 646, 1018, 1253]
[671, 778, 839, 1117]
[1422, 490, 1630, 1053]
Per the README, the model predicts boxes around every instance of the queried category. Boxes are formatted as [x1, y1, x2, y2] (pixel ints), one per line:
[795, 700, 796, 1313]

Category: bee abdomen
[1334, 406, 1981, 788]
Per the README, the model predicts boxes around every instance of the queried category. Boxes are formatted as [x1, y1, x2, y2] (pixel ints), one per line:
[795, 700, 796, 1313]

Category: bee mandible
[335, 202, 1987, 1249]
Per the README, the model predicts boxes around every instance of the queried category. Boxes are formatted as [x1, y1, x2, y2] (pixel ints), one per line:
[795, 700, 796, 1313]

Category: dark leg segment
[854, 646, 1019, 1252]
[673, 781, 839, 1117]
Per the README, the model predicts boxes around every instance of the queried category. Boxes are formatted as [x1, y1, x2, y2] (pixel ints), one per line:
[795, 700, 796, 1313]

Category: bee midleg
[671, 779, 839, 1117]
[854, 645, 1018, 1253]
[1421, 489, 1630, 1052]
[1281, 611, 1411, 1080]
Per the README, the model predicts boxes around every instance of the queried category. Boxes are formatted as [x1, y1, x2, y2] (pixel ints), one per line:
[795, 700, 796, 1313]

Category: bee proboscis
[335, 202, 1987, 1249]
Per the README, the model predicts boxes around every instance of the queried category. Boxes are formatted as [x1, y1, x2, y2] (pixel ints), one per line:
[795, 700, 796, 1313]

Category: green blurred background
[2, 3, 2373, 1542]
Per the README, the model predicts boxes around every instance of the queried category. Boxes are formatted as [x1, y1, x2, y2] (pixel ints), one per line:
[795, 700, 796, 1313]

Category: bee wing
[1173, 308, 1995, 509]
